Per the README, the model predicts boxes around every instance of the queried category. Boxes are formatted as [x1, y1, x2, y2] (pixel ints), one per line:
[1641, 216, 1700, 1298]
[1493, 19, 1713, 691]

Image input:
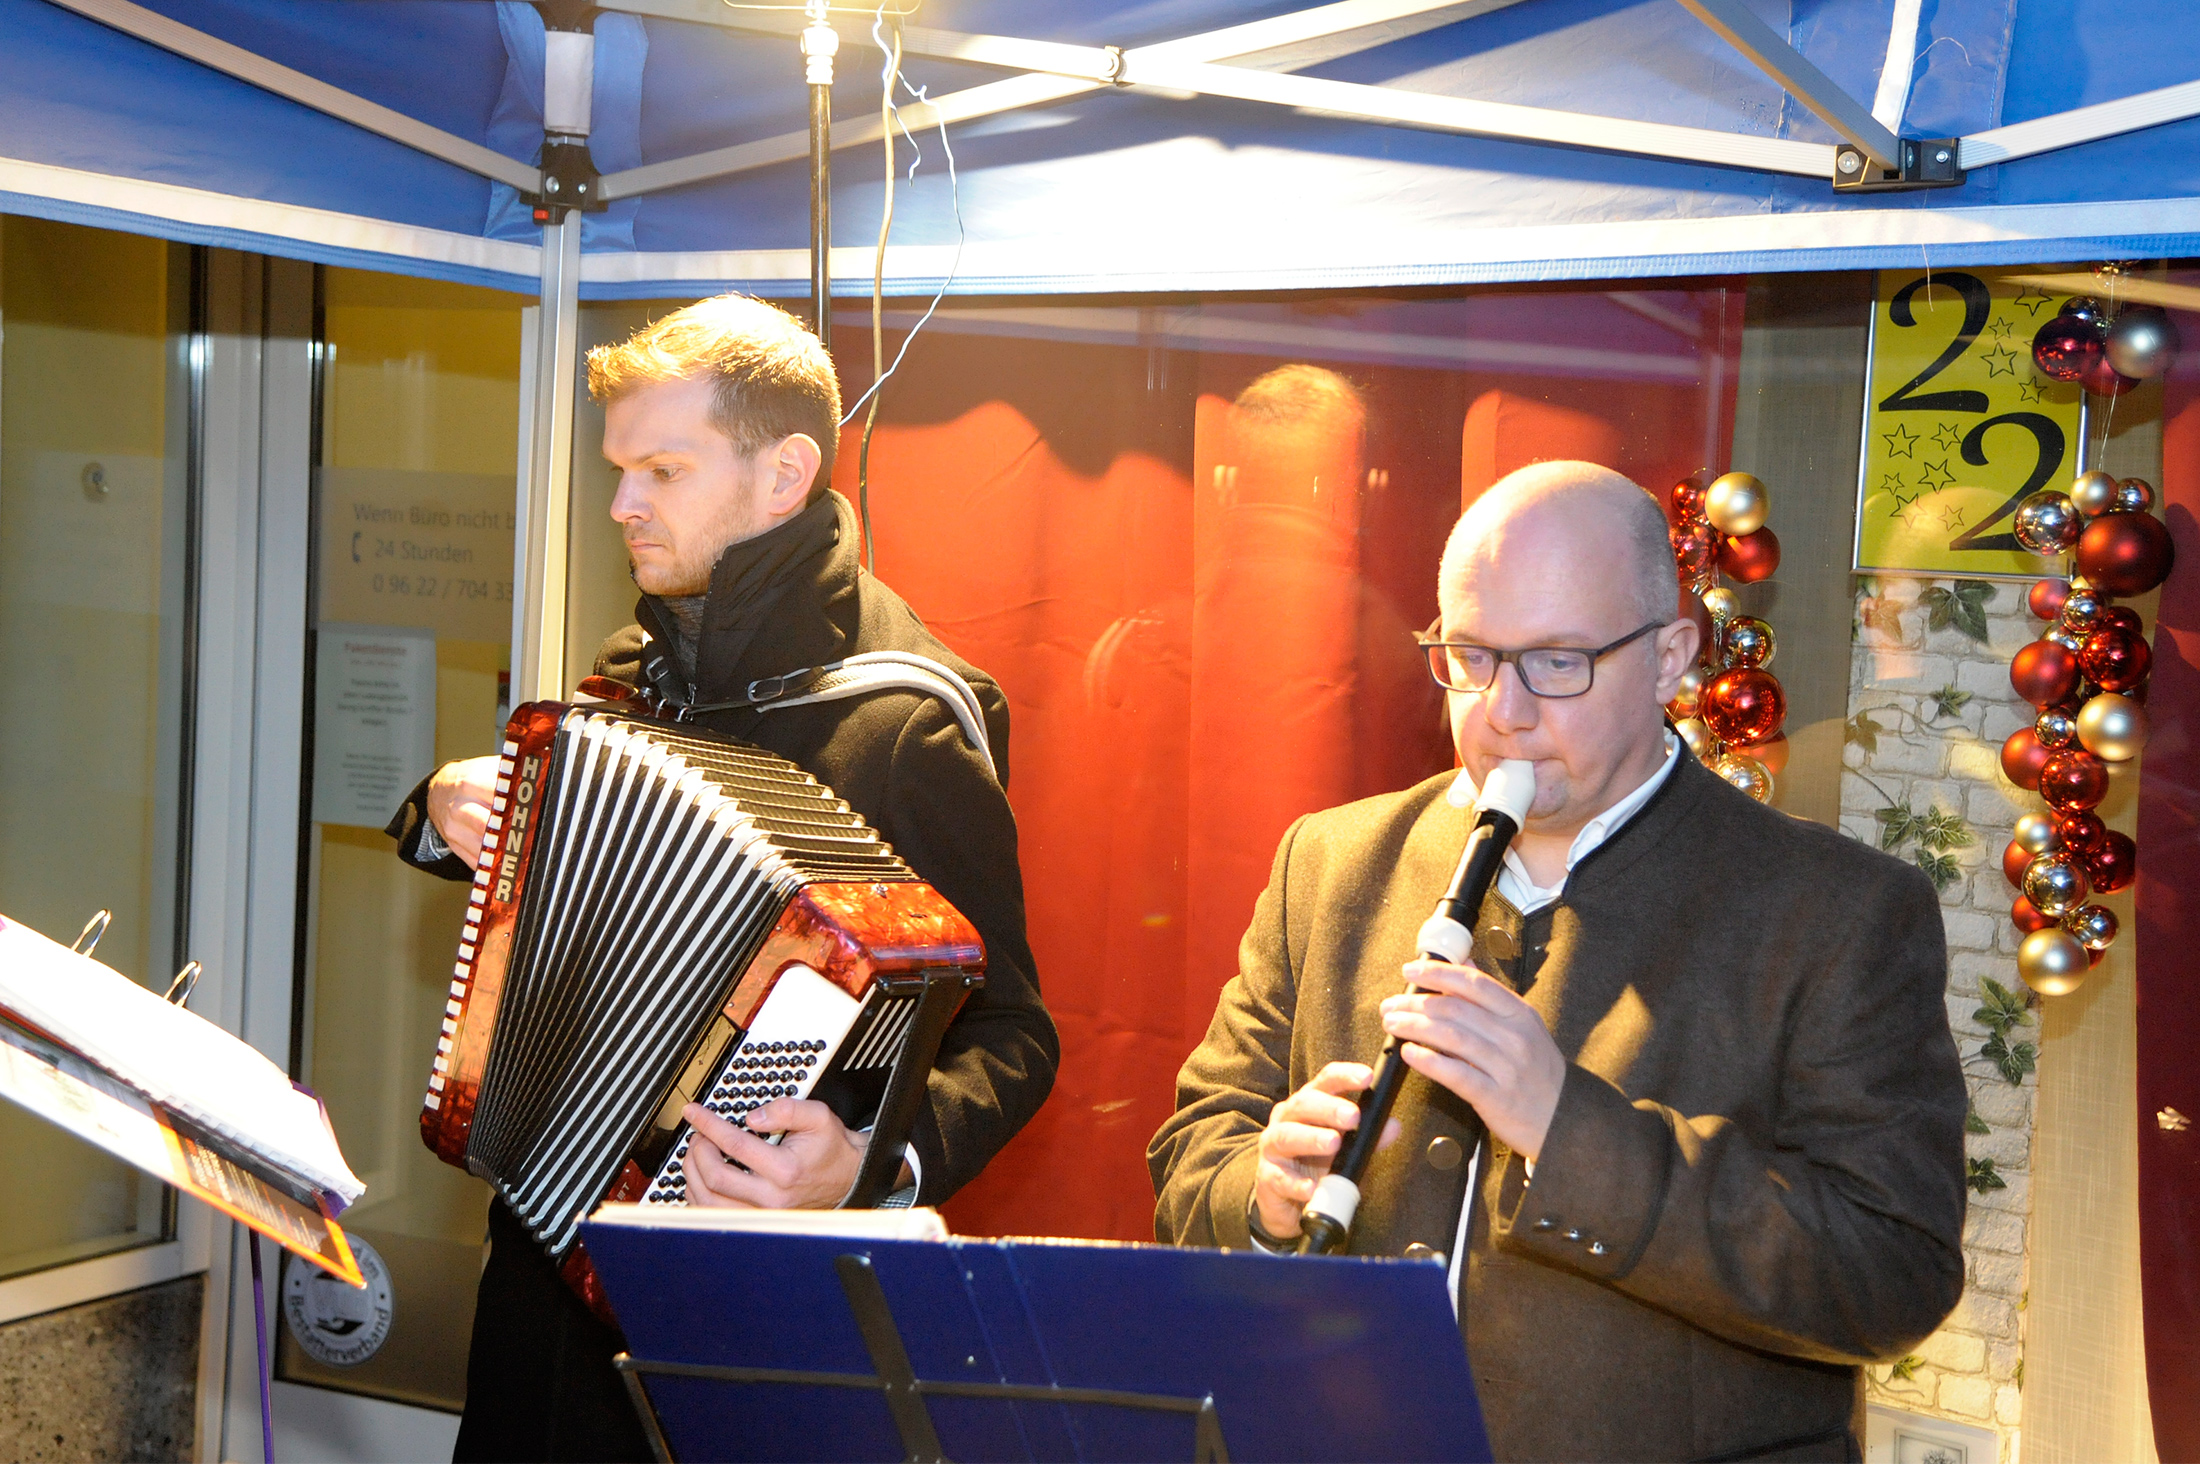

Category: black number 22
[1950, 413, 2066, 552]
[1879, 272, 1992, 415]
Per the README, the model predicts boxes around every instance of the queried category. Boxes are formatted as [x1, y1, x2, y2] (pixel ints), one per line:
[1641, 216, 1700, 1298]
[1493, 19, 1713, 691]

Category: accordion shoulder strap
[754, 652, 998, 783]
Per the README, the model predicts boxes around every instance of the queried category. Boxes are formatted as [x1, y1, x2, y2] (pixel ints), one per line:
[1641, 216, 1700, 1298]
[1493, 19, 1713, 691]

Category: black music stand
[581, 1211, 1490, 1463]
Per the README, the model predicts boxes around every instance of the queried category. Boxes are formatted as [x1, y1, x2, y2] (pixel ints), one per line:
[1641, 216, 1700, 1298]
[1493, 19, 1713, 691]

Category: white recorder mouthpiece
[1476, 760, 1537, 824]
[1447, 760, 1537, 822]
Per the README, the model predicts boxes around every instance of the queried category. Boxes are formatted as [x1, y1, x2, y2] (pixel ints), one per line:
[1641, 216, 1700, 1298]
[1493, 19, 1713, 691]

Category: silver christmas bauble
[2060, 590, 2108, 635]
[1722, 616, 1775, 669]
[2104, 307, 2180, 380]
[2045, 625, 2086, 653]
[2022, 850, 2090, 918]
[2115, 477, 2156, 515]
[2064, 903, 2119, 952]
[1710, 753, 1773, 803]
[2068, 469, 2122, 519]
[2013, 491, 2084, 556]
[2035, 706, 2078, 750]
[2012, 811, 2061, 856]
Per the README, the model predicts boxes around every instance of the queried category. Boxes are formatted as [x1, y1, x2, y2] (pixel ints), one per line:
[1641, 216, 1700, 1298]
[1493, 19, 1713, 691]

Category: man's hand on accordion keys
[426, 755, 501, 869]
[682, 1098, 878, 1209]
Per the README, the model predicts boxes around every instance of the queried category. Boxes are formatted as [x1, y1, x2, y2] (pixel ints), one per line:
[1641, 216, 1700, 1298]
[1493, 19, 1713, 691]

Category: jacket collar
[635, 490, 861, 703]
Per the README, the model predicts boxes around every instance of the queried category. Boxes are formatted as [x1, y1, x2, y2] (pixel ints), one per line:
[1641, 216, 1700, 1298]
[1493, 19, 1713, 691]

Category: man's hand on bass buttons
[1253, 1062, 1401, 1242]
[425, 755, 501, 870]
[1382, 959, 1565, 1164]
[682, 1099, 868, 1209]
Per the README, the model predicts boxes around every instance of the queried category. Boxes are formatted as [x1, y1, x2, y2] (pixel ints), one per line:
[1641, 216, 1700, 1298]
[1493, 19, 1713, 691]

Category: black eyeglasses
[1417, 621, 1665, 699]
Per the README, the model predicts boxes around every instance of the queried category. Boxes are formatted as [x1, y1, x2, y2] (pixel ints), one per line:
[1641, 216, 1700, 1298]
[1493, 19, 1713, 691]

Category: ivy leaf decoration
[1916, 849, 1963, 894]
[1888, 1355, 1925, 1382]
[1917, 807, 1976, 853]
[1952, 580, 1996, 643]
[1876, 803, 1917, 852]
[1861, 596, 1907, 640]
[1982, 1031, 2039, 1085]
[1966, 1105, 1992, 1136]
[1845, 711, 1883, 756]
[1968, 1156, 2009, 1193]
[1927, 684, 1974, 723]
[1975, 977, 2032, 1037]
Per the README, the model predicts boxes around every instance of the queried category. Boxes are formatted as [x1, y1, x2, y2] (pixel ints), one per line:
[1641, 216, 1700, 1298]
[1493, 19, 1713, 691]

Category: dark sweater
[1150, 752, 1967, 1463]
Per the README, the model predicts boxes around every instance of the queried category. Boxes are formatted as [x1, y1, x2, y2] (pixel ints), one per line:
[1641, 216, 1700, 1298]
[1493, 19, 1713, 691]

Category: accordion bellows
[421, 700, 984, 1266]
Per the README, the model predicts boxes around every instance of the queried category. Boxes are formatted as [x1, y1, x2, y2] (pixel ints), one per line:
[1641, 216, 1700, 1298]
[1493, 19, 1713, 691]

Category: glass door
[276, 268, 521, 1413]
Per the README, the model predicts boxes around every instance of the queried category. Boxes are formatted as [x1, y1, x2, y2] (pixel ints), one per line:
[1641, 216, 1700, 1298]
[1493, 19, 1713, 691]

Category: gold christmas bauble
[1722, 616, 1776, 669]
[1711, 752, 1773, 803]
[2012, 811, 2061, 856]
[1703, 472, 1769, 537]
[1668, 664, 1707, 719]
[2075, 692, 2149, 762]
[2068, 469, 2122, 519]
[1701, 586, 1742, 622]
[1674, 717, 1716, 760]
[2017, 927, 2091, 996]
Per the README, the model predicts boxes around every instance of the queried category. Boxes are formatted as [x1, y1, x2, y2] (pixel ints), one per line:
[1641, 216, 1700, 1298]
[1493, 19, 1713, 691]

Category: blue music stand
[580, 1212, 1490, 1463]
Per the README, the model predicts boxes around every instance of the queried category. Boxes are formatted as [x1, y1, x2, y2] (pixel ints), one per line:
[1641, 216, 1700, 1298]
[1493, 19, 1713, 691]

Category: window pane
[280, 269, 520, 1409]
[0, 216, 188, 1278]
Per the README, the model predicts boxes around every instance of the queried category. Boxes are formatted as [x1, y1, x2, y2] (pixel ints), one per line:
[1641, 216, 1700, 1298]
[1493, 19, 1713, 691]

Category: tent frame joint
[527, 136, 607, 222]
[1831, 136, 1966, 193]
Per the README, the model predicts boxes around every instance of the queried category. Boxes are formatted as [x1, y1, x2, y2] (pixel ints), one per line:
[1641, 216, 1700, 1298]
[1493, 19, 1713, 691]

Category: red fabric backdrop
[825, 296, 1740, 1241]
[2139, 313, 2200, 1458]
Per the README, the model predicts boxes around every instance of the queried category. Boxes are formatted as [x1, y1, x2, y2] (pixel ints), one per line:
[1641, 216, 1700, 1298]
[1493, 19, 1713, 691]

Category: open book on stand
[0, 913, 366, 1287]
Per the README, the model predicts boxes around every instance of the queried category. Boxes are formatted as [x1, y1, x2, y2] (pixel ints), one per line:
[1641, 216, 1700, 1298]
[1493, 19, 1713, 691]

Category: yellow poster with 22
[1856, 268, 2084, 578]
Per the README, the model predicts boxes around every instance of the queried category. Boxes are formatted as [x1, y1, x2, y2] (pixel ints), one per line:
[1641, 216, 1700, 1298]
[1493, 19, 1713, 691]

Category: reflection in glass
[279, 269, 521, 1410]
[0, 216, 188, 1280]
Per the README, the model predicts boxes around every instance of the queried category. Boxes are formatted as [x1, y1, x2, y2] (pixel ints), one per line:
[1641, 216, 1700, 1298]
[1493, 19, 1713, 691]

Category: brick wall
[1843, 575, 2036, 1462]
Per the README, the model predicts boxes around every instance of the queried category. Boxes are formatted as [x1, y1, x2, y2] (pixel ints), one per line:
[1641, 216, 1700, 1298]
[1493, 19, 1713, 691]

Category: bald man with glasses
[1150, 462, 1967, 1463]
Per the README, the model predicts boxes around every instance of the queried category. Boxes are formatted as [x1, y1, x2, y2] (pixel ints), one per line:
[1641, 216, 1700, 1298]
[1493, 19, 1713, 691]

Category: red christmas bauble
[2032, 314, 2103, 382]
[2075, 511, 2175, 595]
[2039, 749, 2111, 811]
[1701, 667, 1787, 747]
[1671, 478, 1708, 522]
[2012, 895, 2056, 933]
[2079, 353, 2140, 398]
[2078, 623, 2153, 692]
[2055, 811, 2108, 855]
[1671, 522, 1717, 580]
[2003, 839, 2035, 889]
[2010, 640, 2082, 706]
[2001, 727, 2050, 790]
[2087, 831, 2137, 894]
[2027, 577, 2072, 621]
[2099, 605, 2145, 637]
[1717, 527, 1781, 584]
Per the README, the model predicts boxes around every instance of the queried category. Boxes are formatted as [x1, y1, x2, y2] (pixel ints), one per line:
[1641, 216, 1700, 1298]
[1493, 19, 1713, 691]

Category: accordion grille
[463, 710, 911, 1253]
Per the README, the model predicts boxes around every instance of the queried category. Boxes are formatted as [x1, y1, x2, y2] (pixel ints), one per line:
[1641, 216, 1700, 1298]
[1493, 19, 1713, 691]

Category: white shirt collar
[1455, 731, 1681, 916]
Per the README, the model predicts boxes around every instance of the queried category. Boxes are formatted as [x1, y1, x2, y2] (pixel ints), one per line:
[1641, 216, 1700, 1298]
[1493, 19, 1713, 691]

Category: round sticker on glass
[283, 1237, 394, 1367]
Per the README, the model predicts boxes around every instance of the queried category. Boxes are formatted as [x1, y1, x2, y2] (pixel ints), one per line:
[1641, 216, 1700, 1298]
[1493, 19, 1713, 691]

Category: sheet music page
[588, 1203, 950, 1241]
[0, 914, 364, 1206]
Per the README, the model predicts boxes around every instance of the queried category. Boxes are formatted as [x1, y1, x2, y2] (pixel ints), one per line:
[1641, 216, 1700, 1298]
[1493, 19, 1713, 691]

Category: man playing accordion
[389, 295, 1057, 1462]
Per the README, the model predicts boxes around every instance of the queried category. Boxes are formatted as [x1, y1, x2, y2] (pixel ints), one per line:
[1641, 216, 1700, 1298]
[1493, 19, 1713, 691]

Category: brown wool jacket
[1149, 752, 1968, 1464]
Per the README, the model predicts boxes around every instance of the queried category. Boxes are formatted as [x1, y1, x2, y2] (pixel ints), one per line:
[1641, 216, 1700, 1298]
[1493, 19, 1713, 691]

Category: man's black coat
[389, 491, 1057, 1461]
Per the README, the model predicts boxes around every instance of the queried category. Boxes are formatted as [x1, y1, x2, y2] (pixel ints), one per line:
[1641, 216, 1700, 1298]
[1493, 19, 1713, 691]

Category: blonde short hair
[586, 294, 842, 492]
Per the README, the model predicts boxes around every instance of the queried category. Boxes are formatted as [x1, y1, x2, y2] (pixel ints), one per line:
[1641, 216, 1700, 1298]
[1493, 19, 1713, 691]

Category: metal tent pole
[803, 5, 838, 348]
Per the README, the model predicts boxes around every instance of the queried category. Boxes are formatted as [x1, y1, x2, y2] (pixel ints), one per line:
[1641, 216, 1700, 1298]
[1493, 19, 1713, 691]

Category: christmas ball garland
[1665, 471, 1787, 804]
[2004, 463, 2176, 995]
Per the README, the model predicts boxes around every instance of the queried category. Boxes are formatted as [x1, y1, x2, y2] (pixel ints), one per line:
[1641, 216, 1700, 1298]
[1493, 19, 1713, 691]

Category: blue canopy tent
[6, 0, 2199, 698]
